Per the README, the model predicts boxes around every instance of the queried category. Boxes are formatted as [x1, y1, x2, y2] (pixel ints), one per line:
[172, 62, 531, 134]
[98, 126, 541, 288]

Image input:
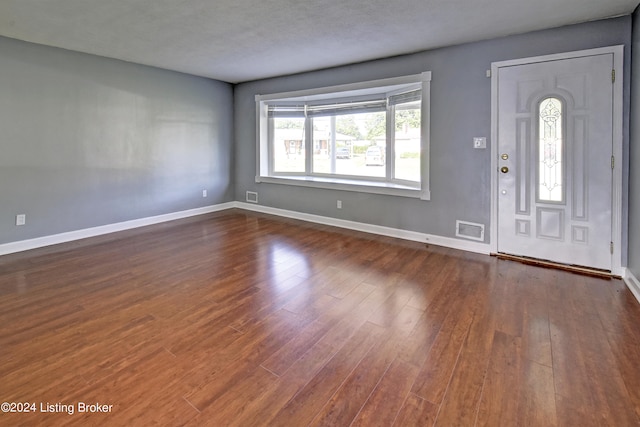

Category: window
[538, 97, 564, 202]
[256, 73, 431, 200]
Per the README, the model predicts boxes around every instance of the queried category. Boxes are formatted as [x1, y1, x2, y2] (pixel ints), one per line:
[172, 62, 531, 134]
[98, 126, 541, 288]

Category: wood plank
[431, 279, 497, 426]
[517, 358, 557, 426]
[227, 305, 386, 426]
[183, 308, 309, 410]
[393, 393, 438, 427]
[476, 331, 520, 425]
[308, 331, 400, 426]
[261, 281, 376, 376]
[410, 281, 474, 403]
[351, 358, 419, 427]
[267, 321, 386, 426]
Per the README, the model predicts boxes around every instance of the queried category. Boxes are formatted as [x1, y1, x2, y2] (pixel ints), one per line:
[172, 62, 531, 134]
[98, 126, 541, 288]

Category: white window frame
[255, 72, 431, 200]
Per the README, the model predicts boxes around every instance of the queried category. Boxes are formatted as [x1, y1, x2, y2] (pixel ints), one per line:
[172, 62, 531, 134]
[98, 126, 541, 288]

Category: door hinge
[612, 69, 616, 83]
[611, 156, 615, 170]
[610, 242, 614, 254]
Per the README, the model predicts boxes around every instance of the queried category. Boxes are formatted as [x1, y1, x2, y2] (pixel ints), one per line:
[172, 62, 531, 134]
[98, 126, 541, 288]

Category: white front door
[496, 53, 615, 271]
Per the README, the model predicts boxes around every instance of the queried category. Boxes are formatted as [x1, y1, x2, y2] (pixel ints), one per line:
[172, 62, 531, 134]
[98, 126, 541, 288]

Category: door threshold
[492, 253, 618, 279]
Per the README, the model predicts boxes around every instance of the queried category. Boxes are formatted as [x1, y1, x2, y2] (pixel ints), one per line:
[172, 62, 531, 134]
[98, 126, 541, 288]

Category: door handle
[500, 166, 509, 174]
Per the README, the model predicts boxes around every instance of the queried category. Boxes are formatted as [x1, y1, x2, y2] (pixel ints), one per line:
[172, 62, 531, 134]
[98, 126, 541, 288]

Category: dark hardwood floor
[1, 209, 639, 426]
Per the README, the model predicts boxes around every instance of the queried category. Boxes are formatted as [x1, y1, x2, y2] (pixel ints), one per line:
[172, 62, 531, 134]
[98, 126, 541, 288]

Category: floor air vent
[456, 220, 485, 241]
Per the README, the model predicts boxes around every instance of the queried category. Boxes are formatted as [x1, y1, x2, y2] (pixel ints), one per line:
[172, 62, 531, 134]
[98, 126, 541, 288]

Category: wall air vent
[456, 220, 485, 242]
[246, 191, 258, 204]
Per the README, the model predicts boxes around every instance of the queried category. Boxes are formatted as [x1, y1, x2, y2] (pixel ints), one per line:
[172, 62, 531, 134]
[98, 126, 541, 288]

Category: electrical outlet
[202, 189, 207, 197]
[16, 214, 26, 226]
[337, 200, 342, 209]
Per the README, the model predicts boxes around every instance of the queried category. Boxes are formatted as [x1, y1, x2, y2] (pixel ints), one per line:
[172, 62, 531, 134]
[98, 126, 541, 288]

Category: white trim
[611, 46, 624, 276]
[0, 200, 491, 258]
[490, 45, 625, 277]
[624, 268, 640, 305]
[490, 60, 500, 253]
[235, 202, 490, 255]
[255, 72, 430, 102]
[2, 196, 629, 283]
[0, 203, 235, 256]
[257, 176, 427, 200]
[489, 46, 624, 69]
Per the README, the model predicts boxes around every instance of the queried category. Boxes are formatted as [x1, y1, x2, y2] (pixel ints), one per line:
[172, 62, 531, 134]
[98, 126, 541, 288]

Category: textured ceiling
[0, 0, 637, 83]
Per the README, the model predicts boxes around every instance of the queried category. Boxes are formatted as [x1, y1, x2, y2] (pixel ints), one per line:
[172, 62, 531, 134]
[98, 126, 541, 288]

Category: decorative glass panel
[538, 97, 563, 202]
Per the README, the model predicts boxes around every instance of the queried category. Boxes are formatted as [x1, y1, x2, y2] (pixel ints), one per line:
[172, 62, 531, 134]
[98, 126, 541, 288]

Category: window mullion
[268, 117, 275, 175]
[330, 116, 336, 174]
[386, 104, 394, 181]
[305, 116, 312, 174]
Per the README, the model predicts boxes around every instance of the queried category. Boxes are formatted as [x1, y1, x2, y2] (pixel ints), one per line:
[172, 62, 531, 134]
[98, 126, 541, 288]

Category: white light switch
[473, 137, 486, 149]
[16, 214, 26, 226]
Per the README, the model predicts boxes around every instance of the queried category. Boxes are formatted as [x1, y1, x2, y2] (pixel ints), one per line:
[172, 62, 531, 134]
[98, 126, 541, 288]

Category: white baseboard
[0, 200, 490, 258]
[3, 199, 633, 296]
[0, 203, 235, 256]
[235, 202, 491, 255]
[624, 268, 640, 305]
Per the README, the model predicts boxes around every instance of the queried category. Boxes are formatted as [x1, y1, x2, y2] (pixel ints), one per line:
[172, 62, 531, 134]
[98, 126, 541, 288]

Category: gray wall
[629, 9, 640, 280]
[0, 36, 234, 245]
[234, 17, 631, 253]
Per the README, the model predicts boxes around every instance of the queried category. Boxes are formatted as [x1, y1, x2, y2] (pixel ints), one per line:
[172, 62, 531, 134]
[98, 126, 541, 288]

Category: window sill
[256, 175, 430, 200]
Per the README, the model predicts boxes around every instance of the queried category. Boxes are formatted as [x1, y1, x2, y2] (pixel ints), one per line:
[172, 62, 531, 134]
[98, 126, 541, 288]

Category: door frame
[490, 45, 624, 275]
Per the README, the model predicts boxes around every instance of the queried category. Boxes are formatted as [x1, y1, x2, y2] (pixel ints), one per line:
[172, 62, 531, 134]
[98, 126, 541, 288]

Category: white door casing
[490, 47, 624, 273]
